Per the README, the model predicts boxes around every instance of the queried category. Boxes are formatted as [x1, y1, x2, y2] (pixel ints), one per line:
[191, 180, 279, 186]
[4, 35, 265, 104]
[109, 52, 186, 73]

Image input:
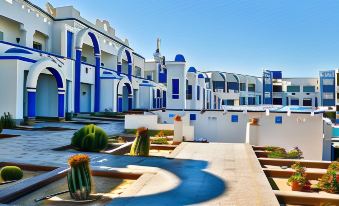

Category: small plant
[0, 166, 23, 181]
[287, 147, 304, 159]
[0, 112, 15, 129]
[287, 162, 307, 191]
[267, 147, 287, 159]
[265, 146, 283, 152]
[67, 154, 92, 200]
[318, 161, 339, 194]
[71, 124, 108, 152]
[156, 130, 165, 138]
[152, 137, 169, 145]
[130, 127, 150, 156]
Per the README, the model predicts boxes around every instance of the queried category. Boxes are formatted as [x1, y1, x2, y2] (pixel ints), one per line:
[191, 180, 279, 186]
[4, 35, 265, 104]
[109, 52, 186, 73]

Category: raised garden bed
[0, 162, 143, 206]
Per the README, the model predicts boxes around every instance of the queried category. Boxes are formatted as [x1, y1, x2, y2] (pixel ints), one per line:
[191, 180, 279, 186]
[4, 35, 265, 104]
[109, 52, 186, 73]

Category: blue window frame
[172, 79, 179, 99]
[275, 116, 282, 124]
[231, 115, 238, 123]
[186, 85, 192, 100]
[190, 114, 196, 121]
[67, 31, 73, 58]
[197, 86, 200, 100]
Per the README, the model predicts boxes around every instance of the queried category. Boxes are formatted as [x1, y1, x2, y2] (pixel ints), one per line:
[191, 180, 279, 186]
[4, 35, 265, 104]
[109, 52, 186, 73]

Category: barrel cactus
[0, 166, 23, 181]
[71, 124, 108, 152]
[67, 154, 92, 200]
[130, 127, 150, 156]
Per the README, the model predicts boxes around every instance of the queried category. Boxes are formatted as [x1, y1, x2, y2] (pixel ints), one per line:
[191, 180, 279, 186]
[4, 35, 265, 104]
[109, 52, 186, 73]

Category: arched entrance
[117, 47, 133, 81]
[117, 78, 133, 112]
[75, 28, 101, 113]
[26, 58, 66, 120]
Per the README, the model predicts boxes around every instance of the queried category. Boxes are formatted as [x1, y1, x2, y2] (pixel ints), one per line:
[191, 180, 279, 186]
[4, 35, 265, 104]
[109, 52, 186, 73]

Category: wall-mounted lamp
[287, 109, 291, 117]
[311, 112, 315, 117]
[265, 109, 270, 116]
[16, 38, 20, 44]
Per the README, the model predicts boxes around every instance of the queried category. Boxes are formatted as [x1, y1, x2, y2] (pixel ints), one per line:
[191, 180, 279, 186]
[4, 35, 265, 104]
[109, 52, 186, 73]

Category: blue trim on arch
[94, 56, 101, 112]
[47, 67, 64, 89]
[125, 50, 132, 81]
[117, 64, 122, 75]
[74, 49, 81, 113]
[58, 93, 65, 117]
[88, 32, 100, 55]
[27, 91, 36, 118]
[118, 97, 123, 112]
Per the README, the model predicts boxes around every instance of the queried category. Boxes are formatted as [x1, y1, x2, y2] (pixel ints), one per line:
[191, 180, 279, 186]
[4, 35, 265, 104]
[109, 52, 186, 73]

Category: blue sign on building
[263, 70, 273, 104]
[319, 70, 335, 107]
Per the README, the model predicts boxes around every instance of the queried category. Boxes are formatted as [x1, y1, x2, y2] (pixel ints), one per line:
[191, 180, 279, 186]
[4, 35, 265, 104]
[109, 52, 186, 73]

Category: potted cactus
[130, 127, 150, 156]
[71, 124, 108, 152]
[67, 154, 92, 200]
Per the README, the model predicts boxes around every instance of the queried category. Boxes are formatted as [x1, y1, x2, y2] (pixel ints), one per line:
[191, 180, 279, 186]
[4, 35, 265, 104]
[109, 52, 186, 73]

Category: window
[248, 84, 255, 92]
[0, 31, 3, 41]
[146, 75, 152, 80]
[197, 85, 200, 100]
[323, 92, 334, 99]
[240, 83, 246, 91]
[231, 115, 238, 123]
[303, 86, 315, 93]
[273, 85, 282, 92]
[303, 98, 312, 106]
[81, 56, 87, 62]
[33, 41, 42, 50]
[290, 99, 299, 105]
[213, 81, 225, 92]
[134, 66, 142, 77]
[172, 79, 179, 99]
[323, 79, 334, 85]
[227, 82, 238, 92]
[287, 86, 300, 92]
[186, 84, 192, 100]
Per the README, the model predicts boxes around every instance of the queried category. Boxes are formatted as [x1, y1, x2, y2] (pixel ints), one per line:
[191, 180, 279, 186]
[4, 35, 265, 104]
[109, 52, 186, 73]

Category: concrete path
[0, 122, 279, 205]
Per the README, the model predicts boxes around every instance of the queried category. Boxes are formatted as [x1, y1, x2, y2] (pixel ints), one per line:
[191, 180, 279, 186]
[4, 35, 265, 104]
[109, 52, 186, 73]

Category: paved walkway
[0, 122, 279, 205]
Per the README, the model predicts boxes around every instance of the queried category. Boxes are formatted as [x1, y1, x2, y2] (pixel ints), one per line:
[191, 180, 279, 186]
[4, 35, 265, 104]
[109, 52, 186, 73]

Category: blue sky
[31, 0, 339, 77]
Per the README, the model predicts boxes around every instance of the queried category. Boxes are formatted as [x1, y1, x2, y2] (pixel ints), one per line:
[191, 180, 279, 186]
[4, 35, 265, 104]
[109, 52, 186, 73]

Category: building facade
[0, 0, 328, 123]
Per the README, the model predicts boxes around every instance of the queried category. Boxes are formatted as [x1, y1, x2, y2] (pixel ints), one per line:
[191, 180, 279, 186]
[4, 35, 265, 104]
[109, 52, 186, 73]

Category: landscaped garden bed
[0, 156, 143, 206]
[53, 125, 178, 158]
[252, 146, 339, 205]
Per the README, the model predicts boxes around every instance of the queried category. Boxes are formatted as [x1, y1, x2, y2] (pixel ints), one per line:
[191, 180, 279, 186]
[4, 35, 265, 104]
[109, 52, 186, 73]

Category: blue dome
[5, 48, 32, 54]
[174, 54, 185, 62]
[198, 74, 205, 79]
[187, 67, 197, 73]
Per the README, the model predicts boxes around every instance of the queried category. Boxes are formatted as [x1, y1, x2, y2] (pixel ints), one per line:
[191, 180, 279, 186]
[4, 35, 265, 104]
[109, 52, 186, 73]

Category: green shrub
[318, 170, 339, 194]
[67, 154, 92, 200]
[287, 162, 307, 187]
[287, 147, 303, 159]
[0, 112, 15, 129]
[71, 124, 108, 152]
[0, 166, 23, 181]
[267, 148, 287, 159]
[130, 127, 150, 156]
[152, 137, 169, 145]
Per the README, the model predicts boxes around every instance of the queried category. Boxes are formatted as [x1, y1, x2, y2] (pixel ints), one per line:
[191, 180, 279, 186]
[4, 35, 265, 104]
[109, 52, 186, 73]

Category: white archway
[26, 58, 66, 119]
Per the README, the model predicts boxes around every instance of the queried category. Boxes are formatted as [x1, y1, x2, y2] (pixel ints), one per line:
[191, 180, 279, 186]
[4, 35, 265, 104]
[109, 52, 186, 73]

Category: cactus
[0, 166, 23, 181]
[130, 127, 150, 156]
[71, 124, 108, 152]
[67, 154, 92, 200]
[0, 112, 15, 129]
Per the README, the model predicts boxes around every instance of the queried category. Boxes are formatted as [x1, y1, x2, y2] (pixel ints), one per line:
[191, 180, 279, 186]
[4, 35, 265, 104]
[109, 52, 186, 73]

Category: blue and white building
[0, 0, 330, 123]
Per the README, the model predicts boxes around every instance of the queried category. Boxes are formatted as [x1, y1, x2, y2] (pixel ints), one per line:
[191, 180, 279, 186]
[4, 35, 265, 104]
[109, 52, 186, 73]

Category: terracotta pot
[250, 118, 258, 125]
[291, 181, 303, 191]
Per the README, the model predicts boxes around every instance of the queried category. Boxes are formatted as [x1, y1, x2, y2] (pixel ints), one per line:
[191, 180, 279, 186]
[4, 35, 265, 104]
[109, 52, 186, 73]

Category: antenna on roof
[46, 2, 56, 17]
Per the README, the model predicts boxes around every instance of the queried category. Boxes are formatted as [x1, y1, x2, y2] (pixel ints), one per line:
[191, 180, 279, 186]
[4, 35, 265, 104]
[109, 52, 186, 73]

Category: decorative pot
[291, 181, 303, 191]
[250, 118, 258, 125]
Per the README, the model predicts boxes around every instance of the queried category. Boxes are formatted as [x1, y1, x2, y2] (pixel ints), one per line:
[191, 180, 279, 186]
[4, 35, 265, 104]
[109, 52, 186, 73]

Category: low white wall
[247, 112, 323, 160]
[125, 114, 173, 131]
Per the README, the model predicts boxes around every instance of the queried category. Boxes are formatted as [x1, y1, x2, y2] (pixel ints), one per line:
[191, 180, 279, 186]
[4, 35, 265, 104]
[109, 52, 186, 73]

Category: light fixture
[311, 112, 314, 117]
[287, 109, 291, 117]
[265, 109, 270, 116]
